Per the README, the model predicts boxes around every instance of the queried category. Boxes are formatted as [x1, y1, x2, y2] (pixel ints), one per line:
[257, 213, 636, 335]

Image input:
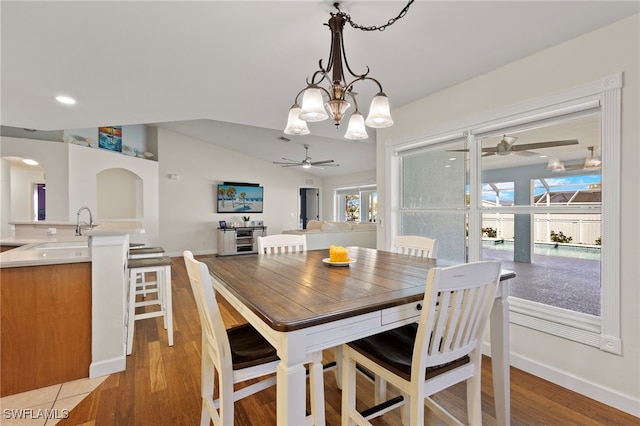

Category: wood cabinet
[217, 226, 267, 256]
[1, 262, 92, 396]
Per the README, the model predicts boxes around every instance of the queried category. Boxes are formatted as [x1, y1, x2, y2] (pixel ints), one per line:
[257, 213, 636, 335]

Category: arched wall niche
[96, 168, 143, 219]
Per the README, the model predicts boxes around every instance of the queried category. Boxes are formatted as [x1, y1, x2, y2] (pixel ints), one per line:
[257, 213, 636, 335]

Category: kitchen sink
[31, 241, 89, 250]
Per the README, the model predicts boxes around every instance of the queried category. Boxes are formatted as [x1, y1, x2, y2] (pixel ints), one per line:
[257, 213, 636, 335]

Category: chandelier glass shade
[344, 111, 368, 140]
[284, 3, 404, 140]
[284, 105, 310, 135]
[298, 87, 329, 122]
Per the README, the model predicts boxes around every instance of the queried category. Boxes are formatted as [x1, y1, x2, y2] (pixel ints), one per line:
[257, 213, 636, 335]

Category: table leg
[276, 333, 310, 426]
[490, 280, 511, 426]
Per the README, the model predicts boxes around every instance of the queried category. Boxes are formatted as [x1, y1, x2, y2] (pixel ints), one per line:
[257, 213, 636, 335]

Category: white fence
[482, 213, 601, 245]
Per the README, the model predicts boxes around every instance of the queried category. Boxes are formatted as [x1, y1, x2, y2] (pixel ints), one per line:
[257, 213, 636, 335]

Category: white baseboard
[483, 343, 640, 418]
[90, 356, 126, 378]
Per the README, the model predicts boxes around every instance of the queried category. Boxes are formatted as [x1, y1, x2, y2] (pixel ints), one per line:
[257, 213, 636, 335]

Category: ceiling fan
[273, 144, 339, 169]
[449, 135, 579, 157]
[546, 146, 601, 172]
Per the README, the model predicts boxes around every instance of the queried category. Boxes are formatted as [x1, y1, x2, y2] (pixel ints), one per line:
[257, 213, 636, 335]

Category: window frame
[333, 184, 377, 222]
[386, 73, 622, 354]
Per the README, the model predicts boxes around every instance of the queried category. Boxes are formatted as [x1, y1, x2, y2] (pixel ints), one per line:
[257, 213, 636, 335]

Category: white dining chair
[341, 260, 502, 426]
[371, 235, 438, 400]
[257, 234, 307, 254]
[255, 235, 344, 390]
[392, 235, 437, 259]
[183, 251, 325, 426]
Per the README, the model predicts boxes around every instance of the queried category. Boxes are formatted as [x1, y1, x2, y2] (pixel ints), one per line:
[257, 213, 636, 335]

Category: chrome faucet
[76, 206, 94, 236]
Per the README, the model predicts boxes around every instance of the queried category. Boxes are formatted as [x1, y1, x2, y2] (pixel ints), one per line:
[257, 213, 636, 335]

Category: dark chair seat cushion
[228, 323, 279, 370]
[128, 256, 173, 268]
[348, 323, 469, 382]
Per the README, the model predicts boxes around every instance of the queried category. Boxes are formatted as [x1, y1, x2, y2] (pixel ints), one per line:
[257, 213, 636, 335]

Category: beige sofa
[282, 220, 377, 250]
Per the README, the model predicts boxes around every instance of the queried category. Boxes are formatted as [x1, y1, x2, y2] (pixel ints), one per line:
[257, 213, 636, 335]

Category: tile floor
[0, 376, 108, 425]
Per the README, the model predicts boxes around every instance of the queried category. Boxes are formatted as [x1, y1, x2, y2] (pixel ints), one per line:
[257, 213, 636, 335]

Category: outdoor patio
[483, 247, 601, 316]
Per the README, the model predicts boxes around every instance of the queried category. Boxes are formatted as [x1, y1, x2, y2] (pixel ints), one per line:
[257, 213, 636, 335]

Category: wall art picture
[98, 126, 123, 152]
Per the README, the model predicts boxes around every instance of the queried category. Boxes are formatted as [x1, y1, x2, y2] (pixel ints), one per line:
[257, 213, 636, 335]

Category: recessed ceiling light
[448, 157, 456, 161]
[23, 159, 39, 166]
[55, 95, 76, 104]
[539, 155, 548, 158]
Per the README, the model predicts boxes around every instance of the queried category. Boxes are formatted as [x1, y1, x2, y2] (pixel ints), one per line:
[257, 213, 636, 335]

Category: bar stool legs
[126, 256, 174, 355]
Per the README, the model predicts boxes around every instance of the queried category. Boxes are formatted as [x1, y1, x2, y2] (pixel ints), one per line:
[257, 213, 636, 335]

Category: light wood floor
[59, 255, 638, 425]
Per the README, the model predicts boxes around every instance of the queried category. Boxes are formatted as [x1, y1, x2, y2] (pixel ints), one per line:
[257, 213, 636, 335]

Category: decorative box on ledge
[217, 226, 267, 256]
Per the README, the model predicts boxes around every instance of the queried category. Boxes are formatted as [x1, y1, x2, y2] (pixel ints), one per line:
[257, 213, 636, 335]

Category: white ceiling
[1, 1, 638, 177]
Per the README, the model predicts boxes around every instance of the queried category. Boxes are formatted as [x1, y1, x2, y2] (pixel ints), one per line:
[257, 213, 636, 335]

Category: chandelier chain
[337, 0, 414, 32]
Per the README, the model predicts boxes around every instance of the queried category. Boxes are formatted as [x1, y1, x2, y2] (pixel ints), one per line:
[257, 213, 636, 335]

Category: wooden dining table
[202, 247, 514, 425]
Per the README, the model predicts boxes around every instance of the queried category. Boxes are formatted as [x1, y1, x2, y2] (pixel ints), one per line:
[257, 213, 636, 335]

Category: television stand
[217, 226, 267, 256]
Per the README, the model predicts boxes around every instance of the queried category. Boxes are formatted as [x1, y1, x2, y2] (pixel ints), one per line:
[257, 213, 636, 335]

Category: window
[334, 185, 377, 222]
[479, 115, 601, 316]
[399, 139, 468, 262]
[390, 74, 622, 354]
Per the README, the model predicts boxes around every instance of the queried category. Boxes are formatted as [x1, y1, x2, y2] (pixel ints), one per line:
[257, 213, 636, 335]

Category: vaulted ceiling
[1, 1, 638, 176]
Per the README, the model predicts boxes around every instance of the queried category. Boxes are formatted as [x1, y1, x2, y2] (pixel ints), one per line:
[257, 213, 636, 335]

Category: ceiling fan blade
[279, 164, 302, 167]
[513, 150, 540, 157]
[510, 139, 579, 151]
[310, 160, 335, 165]
[272, 161, 299, 165]
[446, 148, 470, 152]
[482, 152, 495, 157]
[281, 157, 300, 162]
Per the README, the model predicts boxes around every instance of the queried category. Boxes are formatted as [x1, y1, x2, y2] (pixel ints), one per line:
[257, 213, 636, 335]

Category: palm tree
[240, 192, 247, 210]
[218, 187, 226, 207]
[226, 187, 237, 208]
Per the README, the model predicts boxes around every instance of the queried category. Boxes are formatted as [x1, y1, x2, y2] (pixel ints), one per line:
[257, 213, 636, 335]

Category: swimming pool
[482, 239, 601, 261]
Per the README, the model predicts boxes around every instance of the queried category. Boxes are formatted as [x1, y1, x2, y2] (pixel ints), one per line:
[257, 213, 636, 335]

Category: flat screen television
[217, 183, 264, 213]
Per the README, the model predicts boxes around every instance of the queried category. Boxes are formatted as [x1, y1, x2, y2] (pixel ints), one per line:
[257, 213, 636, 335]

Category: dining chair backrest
[257, 234, 307, 254]
[392, 235, 437, 259]
[183, 251, 232, 372]
[416, 260, 501, 369]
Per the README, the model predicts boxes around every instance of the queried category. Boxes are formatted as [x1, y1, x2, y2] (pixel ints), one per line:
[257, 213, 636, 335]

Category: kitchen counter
[0, 221, 144, 268]
[0, 236, 90, 268]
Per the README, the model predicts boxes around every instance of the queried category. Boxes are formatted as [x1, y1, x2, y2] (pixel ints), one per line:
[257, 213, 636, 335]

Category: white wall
[156, 128, 323, 256]
[0, 137, 70, 224]
[376, 14, 639, 414]
[9, 168, 44, 221]
[68, 143, 159, 246]
[0, 137, 160, 245]
[0, 160, 11, 237]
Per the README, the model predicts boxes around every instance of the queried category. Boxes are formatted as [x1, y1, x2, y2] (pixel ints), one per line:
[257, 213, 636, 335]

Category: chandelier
[284, 1, 414, 140]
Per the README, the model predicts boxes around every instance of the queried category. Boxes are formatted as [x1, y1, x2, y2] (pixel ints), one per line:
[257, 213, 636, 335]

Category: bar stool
[126, 256, 174, 355]
[129, 246, 165, 297]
